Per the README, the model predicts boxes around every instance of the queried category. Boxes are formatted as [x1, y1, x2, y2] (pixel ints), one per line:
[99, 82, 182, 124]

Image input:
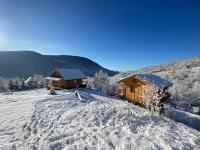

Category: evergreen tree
[9, 80, 14, 90]
[22, 80, 25, 89]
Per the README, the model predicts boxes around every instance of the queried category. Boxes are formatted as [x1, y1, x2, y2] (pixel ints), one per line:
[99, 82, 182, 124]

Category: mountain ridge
[113, 56, 200, 80]
[0, 51, 118, 78]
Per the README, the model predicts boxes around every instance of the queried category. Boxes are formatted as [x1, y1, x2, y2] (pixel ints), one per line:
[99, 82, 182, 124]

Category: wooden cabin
[46, 68, 86, 89]
[117, 74, 173, 105]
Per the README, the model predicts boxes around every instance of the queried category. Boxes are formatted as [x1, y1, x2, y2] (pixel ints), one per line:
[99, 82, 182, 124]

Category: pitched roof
[50, 68, 86, 80]
[118, 74, 173, 89]
[24, 76, 34, 84]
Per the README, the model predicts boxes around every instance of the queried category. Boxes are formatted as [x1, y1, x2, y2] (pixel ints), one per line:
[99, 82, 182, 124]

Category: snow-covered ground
[164, 105, 200, 131]
[0, 89, 200, 150]
[0, 89, 53, 149]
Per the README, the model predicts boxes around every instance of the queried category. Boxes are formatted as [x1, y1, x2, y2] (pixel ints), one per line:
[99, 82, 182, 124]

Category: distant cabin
[117, 74, 173, 105]
[45, 68, 86, 89]
[24, 76, 34, 85]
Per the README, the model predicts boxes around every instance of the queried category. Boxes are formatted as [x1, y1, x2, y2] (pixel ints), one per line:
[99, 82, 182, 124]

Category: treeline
[0, 75, 48, 91]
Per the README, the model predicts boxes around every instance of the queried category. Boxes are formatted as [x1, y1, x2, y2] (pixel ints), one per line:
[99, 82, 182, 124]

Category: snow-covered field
[0, 89, 200, 150]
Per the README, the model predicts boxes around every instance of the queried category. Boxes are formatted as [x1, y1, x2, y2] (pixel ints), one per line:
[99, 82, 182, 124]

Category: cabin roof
[25, 76, 34, 84]
[49, 68, 86, 80]
[118, 74, 173, 89]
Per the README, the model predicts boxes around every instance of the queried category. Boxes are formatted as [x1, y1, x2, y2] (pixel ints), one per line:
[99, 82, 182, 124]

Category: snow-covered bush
[87, 70, 117, 95]
[0, 78, 10, 90]
[49, 86, 56, 95]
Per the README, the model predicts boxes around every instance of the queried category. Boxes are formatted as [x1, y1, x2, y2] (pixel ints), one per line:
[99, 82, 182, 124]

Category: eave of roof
[117, 74, 173, 89]
[45, 77, 62, 81]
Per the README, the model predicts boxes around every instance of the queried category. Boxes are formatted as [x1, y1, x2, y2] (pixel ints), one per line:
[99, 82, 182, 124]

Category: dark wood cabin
[46, 68, 86, 89]
[117, 74, 173, 105]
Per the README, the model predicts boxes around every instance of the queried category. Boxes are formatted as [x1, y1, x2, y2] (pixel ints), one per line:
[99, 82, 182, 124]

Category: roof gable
[118, 74, 173, 89]
[49, 68, 86, 80]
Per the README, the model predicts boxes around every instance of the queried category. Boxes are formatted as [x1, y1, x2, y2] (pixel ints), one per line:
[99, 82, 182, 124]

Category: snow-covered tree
[159, 66, 200, 113]
[88, 70, 117, 95]
[2, 79, 10, 90]
[12, 77, 23, 90]
[0, 78, 4, 90]
[22, 80, 26, 89]
[86, 77, 94, 89]
[0, 75, 47, 91]
[93, 70, 110, 93]
[9, 80, 14, 90]
[168, 77, 200, 108]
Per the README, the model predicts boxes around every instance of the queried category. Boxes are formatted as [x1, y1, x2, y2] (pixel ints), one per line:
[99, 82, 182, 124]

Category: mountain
[0, 51, 118, 78]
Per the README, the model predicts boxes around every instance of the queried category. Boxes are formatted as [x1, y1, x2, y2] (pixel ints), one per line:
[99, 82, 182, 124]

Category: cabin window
[130, 85, 135, 93]
[130, 79, 136, 93]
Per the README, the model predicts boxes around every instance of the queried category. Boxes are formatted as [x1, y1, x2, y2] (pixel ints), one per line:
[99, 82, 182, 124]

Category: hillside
[0, 51, 118, 78]
[0, 89, 199, 149]
[113, 57, 200, 80]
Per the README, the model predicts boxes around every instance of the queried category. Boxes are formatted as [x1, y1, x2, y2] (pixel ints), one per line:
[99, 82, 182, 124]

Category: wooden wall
[52, 79, 83, 89]
[121, 77, 156, 105]
[49, 70, 84, 89]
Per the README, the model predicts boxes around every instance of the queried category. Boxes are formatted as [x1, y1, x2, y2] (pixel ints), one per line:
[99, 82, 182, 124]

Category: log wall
[121, 76, 155, 105]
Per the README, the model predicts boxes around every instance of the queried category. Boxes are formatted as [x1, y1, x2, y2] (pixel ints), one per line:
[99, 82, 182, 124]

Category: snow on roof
[25, 76, 33, 84]
[118, 74, 173, 89]
[45, 77, 62, 81]
[51, 68, 86, 80]
[135, 74, 173, 89]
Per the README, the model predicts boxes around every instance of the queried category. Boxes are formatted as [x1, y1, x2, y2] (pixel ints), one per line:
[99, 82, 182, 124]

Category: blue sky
[0, 0, 200, 71]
